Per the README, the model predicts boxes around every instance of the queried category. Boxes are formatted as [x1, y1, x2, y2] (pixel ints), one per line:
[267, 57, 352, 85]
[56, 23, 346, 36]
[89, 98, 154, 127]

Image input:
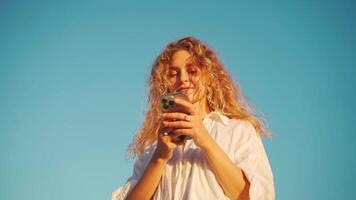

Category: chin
[191, 92, 206, 104]
[188, 95, 201, 104]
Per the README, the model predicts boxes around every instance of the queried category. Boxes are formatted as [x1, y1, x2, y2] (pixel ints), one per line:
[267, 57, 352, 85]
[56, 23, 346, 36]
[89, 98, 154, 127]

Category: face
[167, 50, 206, 104]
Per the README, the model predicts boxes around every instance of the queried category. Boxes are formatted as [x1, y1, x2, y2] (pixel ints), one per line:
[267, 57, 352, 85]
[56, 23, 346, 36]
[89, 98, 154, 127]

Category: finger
[172, 139, 185, 146]
[158, 132, 178, 148]
[162, 120, 192, 129]
[160, 132, 170, 137]
[173, 98, 195, 114]
[173, 129, 194, 137]
[158, 131, 169, 140]
[158, 126, 173, 135]
[161, 112, 187, 121]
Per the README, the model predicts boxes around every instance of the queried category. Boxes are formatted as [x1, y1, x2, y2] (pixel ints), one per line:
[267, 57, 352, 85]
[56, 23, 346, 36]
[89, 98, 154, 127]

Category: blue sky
[1, 1, 355, 199]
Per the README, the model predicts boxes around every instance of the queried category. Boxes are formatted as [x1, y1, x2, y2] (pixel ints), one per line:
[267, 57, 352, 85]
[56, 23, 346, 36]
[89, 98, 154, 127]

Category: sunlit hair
[128, 36, 272, 158]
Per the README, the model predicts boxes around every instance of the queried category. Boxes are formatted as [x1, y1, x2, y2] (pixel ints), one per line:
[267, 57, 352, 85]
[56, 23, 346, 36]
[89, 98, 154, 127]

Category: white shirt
[112, 111, 275, 200]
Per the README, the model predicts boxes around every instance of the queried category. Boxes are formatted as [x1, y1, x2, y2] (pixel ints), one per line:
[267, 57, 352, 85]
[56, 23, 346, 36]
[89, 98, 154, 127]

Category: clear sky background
[1, 0, 355, 199]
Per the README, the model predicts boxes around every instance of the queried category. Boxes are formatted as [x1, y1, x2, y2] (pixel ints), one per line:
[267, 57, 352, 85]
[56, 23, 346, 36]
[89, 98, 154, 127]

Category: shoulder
[210, 111, 256, 134]
[227, 118, 260, 145]
[225, 118, 256, 133]
[229, 119, 257, 133]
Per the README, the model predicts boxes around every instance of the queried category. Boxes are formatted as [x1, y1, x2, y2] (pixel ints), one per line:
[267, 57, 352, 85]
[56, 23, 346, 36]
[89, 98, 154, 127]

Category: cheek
[192, 76, 200, 84]
[194, 78, 208, 95]
[167, 77, 177, 91]
[191, 75, 203, 88]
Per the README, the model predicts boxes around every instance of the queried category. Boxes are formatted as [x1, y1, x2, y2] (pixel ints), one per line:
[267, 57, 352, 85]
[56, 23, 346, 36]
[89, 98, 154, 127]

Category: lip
[177, 85, 192, 90]
[177, 87, 193, 94]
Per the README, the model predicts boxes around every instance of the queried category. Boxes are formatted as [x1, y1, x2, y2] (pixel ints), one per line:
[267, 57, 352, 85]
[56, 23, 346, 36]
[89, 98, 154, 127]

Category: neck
[193, 97, 210, 119]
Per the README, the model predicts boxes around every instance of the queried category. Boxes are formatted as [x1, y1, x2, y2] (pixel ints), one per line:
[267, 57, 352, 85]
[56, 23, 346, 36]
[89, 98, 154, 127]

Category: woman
[112, 37, 275, 200]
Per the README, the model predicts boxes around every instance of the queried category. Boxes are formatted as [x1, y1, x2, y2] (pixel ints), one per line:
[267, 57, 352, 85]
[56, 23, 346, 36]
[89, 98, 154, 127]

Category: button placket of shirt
[180, 140, 190, 179]
[174, 117, 214, 199]
[170, 146, 183, 200]
[179, 146, 184, 178]
[171, 138, 190, 200]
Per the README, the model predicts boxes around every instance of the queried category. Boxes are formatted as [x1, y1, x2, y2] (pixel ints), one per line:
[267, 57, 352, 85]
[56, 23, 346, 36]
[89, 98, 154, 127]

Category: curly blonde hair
[128, 36, 272, 158]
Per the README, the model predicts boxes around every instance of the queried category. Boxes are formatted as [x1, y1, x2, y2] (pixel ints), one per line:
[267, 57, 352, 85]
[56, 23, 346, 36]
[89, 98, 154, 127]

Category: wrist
[195, 130, 214, 150]
[151, 152, 170, 165]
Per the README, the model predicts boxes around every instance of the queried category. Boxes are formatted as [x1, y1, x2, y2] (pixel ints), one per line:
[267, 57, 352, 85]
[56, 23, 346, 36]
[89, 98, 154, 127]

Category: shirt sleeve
[233, 121, 275, 200]
[111, 157, 145, 200]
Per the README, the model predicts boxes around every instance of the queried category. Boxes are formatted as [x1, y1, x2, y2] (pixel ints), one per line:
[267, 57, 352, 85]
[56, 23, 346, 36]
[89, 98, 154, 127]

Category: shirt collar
[204, 111, 230, 125]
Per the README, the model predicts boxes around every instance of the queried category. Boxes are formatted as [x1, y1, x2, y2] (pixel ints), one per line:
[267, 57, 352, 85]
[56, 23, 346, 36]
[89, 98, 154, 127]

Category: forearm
[126, 156, 167, 200]
[200, 136, 250, 200]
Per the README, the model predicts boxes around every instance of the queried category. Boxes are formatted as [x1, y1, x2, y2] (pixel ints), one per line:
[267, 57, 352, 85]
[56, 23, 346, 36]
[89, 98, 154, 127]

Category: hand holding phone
[159, 92, 192, 142]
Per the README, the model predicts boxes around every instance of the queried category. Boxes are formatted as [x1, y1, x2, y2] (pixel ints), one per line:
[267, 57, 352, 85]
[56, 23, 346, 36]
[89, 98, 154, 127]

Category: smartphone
[159, 92, 191, 142]
[160, 92, 189, 111]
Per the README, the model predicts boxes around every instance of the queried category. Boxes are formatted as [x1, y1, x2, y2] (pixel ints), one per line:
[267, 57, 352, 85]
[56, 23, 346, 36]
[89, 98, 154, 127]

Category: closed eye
[168, 70, 178, 77]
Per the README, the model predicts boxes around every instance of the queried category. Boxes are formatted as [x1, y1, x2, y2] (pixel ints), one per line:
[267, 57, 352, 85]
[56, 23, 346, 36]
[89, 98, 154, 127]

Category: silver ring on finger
[184, 115, 191, 122]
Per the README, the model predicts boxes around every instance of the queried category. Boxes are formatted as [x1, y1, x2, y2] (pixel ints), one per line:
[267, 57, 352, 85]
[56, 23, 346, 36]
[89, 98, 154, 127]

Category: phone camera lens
[163, 104, 169, 110]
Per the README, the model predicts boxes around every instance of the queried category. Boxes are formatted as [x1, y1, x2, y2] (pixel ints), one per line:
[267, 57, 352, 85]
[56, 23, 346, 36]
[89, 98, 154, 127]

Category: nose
[178, 70, 189, 83]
